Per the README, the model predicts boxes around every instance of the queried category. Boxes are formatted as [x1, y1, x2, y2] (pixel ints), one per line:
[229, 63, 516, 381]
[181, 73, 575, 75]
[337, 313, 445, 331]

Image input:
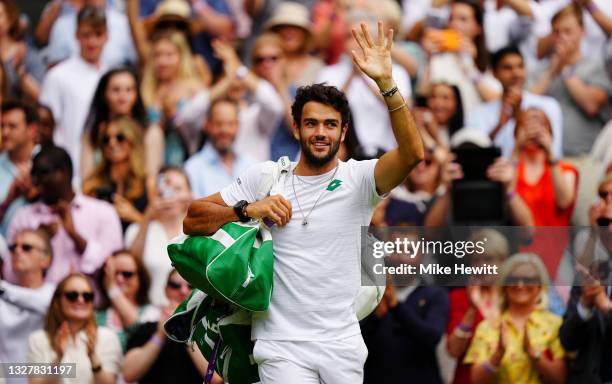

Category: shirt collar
[200, 142, 237, 165]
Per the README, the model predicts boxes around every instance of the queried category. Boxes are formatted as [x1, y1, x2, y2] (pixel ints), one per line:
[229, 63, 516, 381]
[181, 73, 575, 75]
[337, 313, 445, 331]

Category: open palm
[351, 21, 394, 83]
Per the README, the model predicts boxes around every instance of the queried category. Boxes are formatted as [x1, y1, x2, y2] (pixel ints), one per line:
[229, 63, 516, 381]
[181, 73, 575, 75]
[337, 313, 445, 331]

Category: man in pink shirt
[4, 146, 122, 284]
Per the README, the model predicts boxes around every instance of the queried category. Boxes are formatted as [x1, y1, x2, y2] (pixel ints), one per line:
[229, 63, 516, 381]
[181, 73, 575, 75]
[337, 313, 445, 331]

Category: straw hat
[264, 2, 312, 33]
[144, 0, 193, 35]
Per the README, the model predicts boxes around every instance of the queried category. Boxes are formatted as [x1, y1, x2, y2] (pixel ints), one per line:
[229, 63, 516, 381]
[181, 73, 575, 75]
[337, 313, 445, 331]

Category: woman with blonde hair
[82, 117, 149, 230]
[27, 273, 122, 384]
[465, 253, 566, 384]
[141, 31, 207, 163]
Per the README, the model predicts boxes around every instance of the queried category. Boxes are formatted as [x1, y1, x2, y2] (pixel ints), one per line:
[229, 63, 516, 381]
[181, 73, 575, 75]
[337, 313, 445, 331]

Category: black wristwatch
[233, 200, 251, 222]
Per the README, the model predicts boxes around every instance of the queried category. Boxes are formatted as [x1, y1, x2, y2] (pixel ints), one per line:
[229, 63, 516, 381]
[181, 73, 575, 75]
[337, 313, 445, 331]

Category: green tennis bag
[167, 221, 274, 312]
[164, 290, 259, 384]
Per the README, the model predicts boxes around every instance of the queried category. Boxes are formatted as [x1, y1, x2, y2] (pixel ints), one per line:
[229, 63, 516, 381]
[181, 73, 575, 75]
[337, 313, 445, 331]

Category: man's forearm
[529, 68, 555, 95]
[564, 76, 607, 117]
[184, 201, 238, 236]
[373, 78, 424, 193]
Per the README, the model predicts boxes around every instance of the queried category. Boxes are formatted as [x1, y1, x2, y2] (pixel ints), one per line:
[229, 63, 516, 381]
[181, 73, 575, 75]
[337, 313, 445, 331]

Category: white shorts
[253, 334, 368, 384]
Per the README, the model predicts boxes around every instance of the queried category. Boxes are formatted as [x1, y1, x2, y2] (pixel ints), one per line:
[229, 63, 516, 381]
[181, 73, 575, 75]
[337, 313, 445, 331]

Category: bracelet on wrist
[380, 85, 399, 98]
[547, 158, 558, 166]
[453, 326, 473, 339]
[457, 322, 472, 332]
[506, 189, 517, 201]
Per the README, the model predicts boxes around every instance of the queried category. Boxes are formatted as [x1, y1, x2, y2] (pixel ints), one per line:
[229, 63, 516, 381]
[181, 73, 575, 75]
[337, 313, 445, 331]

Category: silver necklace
[291, 163, 339, 226]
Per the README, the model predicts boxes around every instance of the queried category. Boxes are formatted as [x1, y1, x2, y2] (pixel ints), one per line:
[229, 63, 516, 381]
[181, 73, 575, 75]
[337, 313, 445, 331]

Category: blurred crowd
[0, 0, 612, 382]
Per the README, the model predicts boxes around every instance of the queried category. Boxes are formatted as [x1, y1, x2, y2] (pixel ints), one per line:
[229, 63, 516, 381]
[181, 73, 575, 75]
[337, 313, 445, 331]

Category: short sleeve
[348, 159, 385, 208]
[463, 320, 495, 364]
[98, 327, 122, 375]
[220, 162, 270, 206]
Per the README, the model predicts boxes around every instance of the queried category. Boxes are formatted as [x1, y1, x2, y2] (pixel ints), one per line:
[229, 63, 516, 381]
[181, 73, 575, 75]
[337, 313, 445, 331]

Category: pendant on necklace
[302, 219, 308, 226]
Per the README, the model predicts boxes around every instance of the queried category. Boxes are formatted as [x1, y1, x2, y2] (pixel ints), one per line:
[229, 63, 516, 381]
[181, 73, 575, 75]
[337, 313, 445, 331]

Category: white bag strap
[269, 156, 291, 196]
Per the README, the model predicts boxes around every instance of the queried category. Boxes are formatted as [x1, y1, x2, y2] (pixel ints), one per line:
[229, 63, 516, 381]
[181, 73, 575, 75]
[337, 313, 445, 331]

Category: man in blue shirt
[0, 101, 38, 237]
[184, 98, 253, 199]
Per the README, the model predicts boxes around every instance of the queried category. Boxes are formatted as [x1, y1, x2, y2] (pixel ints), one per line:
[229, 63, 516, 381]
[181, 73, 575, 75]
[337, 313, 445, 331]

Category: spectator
[530, 4, 611, 226]
[0, 100, 38, 237]
[265, 2, 323, 87]
[465, 253, 566, 384]
[447, 229, 509, 384]
[43, 0, 136, 67]
[420, 0, 502, 113]
[96, 250, 159, 350]
[0, 0, 45, 101]
[140, 31, 206, 162]
[361, 229, 449, 384]
[0, 229, 54, 371]
[425, 82, 465, 146]
[559, 173, 612, 383]
[81, 67, 163, 181]
[513, 108, 577, 225]
[176, 38, 284, 162]
[125, 167, 192, 307]
[36, 104, 55, 148]
[424, 128, 534, 226]
[27, 273, 122, 384]
[384, 145, 444, 226]
[512, 108, 577, 290]
[39, 5, 110, 182]
[311, 0, 352, 65]
[126, 0, 212, 85]
[530, 3, 611, 156]
[317, 13, 412, 157]
[249, 32, 300, 160]
[82, 117, 149, 230]
[123, 269, 223, 384]
[468, 45, 563, 158]
[184, 98, 253, 199]
[5, 146, 123, 285]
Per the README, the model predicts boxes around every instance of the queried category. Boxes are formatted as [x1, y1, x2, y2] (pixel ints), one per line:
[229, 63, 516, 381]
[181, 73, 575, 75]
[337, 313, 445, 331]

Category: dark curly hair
[291, 83, 351, 128]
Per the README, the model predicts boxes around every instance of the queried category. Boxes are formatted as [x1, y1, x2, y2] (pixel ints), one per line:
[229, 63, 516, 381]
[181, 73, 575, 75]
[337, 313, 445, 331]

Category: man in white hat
[184, 22, 425, 383]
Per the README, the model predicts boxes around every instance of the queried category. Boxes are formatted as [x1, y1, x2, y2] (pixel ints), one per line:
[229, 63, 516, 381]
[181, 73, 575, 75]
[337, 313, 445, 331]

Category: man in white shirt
[317, 16, 412, 158]
[45, 0, 136, 67]
[183, 22, 424, 383]
[0, 229, 55, 378]
[39, 5, 108, 183]
[467, 45, 563, 158]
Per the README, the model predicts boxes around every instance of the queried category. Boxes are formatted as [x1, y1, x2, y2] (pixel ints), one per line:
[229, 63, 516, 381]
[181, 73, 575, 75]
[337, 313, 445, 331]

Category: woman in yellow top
[464, 253, 566, 384]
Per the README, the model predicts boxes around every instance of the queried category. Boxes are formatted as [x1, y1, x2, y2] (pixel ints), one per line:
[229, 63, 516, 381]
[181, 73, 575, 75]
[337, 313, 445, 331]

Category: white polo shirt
[39, 56, 106, 181]
[221, 159, 382, 341]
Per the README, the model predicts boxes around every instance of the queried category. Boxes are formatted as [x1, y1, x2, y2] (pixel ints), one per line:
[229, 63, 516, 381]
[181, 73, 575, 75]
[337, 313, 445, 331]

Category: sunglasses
[254, 55, 279, 65]
[8, 242, 44, 253]
[505, 276, 540, 286]
[115, 271, 136, 279]
[597, 217, 611, 227]
[599, 191, 612, 200]
[101, 133, 127, 146]
[63, 291, 95, 303]
[167, 280, 193, 290]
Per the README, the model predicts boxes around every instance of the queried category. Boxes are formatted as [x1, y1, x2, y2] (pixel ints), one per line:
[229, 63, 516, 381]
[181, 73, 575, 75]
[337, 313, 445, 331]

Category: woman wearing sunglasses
[96, 250, 159, 351]
[28, 273, 122, 384]
[465, 253, 566, 384]
[126, 167, 192, 307]
[81, 68, 163, 183]
[82, 117, 149, 231]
